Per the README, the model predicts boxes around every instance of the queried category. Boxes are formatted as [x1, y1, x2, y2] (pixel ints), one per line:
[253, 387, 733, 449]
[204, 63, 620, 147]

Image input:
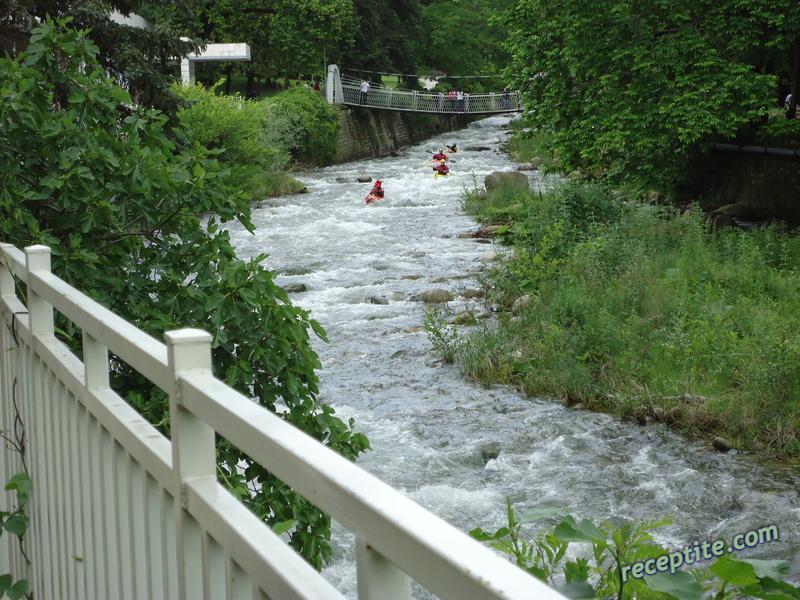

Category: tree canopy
[502, 0, 800, 191]
[1, 0, 199, 115]
[0, 18, 368, 568]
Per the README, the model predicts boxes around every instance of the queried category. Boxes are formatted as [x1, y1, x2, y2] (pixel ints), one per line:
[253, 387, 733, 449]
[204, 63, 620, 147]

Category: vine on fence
[0, 380, 32, 600]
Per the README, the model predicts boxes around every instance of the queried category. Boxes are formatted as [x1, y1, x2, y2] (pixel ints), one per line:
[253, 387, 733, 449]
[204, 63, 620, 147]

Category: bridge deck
[333, 77, 521, 115]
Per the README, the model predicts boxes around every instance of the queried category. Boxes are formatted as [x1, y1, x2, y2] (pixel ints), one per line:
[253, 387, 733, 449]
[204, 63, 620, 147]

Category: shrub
[270, 87, 341, 165]
[172, 82, 298, 198]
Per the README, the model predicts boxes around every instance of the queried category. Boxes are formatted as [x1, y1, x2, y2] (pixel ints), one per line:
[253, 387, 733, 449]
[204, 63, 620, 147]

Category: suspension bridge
[325, 64, 522, 115]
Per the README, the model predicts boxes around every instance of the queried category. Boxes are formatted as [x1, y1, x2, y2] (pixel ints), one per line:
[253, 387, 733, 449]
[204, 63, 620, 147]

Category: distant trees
[420, 0, 513, 83]
[501, 0, 800, 192]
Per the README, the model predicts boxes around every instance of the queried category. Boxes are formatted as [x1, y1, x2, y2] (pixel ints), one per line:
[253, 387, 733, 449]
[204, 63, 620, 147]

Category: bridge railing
[0, 243, 563, 600]
[335, 73, 521, 114]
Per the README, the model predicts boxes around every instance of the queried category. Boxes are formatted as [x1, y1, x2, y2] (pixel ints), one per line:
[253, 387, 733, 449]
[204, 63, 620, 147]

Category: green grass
[452, 180, 800, 458]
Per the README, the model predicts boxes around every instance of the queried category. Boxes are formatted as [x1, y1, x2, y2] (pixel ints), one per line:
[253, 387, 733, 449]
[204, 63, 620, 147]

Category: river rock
[461, 288, 484, 299]
[712, 437, 734, 452]
[479, 225, 504, 236]
[712, 202, 763, 220]
[479, 250, 500, 263]
[369, 291, 405, 304]
[484, 171, 529, 191]
[512, 294, 531, 315]
[356, 176, 372, 183]
[418, 288, 453, 303]
[479, 442, 502, 465]
[451, 311, 477, 325]
[283, 283, 308, 293]
[335, 177, 354, 183]
[466, 146, 492, 152]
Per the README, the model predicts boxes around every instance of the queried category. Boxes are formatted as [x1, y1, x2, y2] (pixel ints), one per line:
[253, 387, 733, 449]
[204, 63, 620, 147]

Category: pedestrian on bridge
[360, 79, 370, 104]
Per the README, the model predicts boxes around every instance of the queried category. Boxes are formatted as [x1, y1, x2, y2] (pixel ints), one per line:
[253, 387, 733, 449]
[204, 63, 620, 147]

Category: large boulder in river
[417, 288, 453, 303]
[484, 171, 529, 192]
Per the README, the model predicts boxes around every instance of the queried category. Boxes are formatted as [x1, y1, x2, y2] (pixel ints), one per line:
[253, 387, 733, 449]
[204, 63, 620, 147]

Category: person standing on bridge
[360, 79, 370, 104]
[457, 89, 465, 112]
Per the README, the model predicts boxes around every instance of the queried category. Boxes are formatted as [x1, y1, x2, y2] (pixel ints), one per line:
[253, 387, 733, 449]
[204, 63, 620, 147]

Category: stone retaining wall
[334, 106, 474, 163]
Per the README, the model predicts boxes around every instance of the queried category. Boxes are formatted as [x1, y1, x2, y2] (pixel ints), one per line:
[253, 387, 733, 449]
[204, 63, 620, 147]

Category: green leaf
[2, 514, 28, 536]
[554, 516, 606, 544]
[271, 519, 297, 535]
[518, 506, 568, 524]
[644, 572, 704, 600]
[710, 556, 761, 586]
[5, 472, 31, 504]
[555, 580, 595, 599]
[7, 578, 28, 600]
[738, 578, 800, 600]
[742, 559, 791, 581]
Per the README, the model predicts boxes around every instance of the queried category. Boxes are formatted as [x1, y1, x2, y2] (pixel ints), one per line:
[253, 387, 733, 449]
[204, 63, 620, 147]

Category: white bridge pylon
[180, 40, 251, 83]
[325, 64, 521, 115]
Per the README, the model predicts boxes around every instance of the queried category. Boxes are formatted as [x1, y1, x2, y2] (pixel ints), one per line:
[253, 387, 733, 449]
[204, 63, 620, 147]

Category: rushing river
[224, 115, 800, 597]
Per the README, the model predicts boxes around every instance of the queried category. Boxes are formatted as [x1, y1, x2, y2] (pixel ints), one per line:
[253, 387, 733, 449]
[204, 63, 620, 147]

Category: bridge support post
[327, 64, 342, 104]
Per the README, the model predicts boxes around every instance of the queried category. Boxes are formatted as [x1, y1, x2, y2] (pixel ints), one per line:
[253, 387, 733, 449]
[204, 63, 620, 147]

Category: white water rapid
[223, 115, 800, 598]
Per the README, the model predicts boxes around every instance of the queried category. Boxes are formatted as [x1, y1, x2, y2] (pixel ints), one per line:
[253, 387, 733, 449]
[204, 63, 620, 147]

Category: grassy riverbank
[451, 180, 800, 458]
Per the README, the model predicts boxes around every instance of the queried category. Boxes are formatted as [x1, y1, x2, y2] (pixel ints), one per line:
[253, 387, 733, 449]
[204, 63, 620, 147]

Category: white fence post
[166, 329, 216, 600]
[25, 246, 53, 336]
[356, 536, 411, 600]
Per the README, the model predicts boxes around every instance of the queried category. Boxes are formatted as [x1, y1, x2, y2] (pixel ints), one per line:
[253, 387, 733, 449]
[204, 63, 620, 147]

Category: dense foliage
[144, 0, 357, 86]
[472, 501, 800, 600]
[442, 180, 800, 457]
[0, 19, 369, 568]
[1, 0, 198, 116]
[500, 0, 800, 192]
[420, 0, 513, 83]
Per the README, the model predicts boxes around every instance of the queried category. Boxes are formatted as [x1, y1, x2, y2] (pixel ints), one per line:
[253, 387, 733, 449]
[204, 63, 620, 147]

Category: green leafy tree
[502, 0, 800, 192]
[343, 0, 424, 81]
[153, 0, 357, 88]
[420, 0, 513, 79]
[1, 0, 199, 116]
[0, 18, 368, 569]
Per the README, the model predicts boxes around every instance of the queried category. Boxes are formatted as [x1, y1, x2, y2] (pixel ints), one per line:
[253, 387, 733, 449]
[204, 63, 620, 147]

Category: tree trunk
[224, 65, 233, 96]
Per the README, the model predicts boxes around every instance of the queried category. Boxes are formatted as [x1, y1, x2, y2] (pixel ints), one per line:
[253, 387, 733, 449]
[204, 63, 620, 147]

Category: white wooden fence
[0, 244, 563, 599]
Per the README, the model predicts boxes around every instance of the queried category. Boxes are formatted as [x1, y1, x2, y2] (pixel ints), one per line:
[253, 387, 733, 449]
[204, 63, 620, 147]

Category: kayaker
[432, 149, 448, 162]
[371, 180, 384, 198]
[433, 163, 449, 176]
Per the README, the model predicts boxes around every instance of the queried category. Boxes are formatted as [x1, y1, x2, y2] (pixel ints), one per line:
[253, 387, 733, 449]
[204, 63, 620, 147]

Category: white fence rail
[0, 243, 563, 600]
[325, 64, 521, 114]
